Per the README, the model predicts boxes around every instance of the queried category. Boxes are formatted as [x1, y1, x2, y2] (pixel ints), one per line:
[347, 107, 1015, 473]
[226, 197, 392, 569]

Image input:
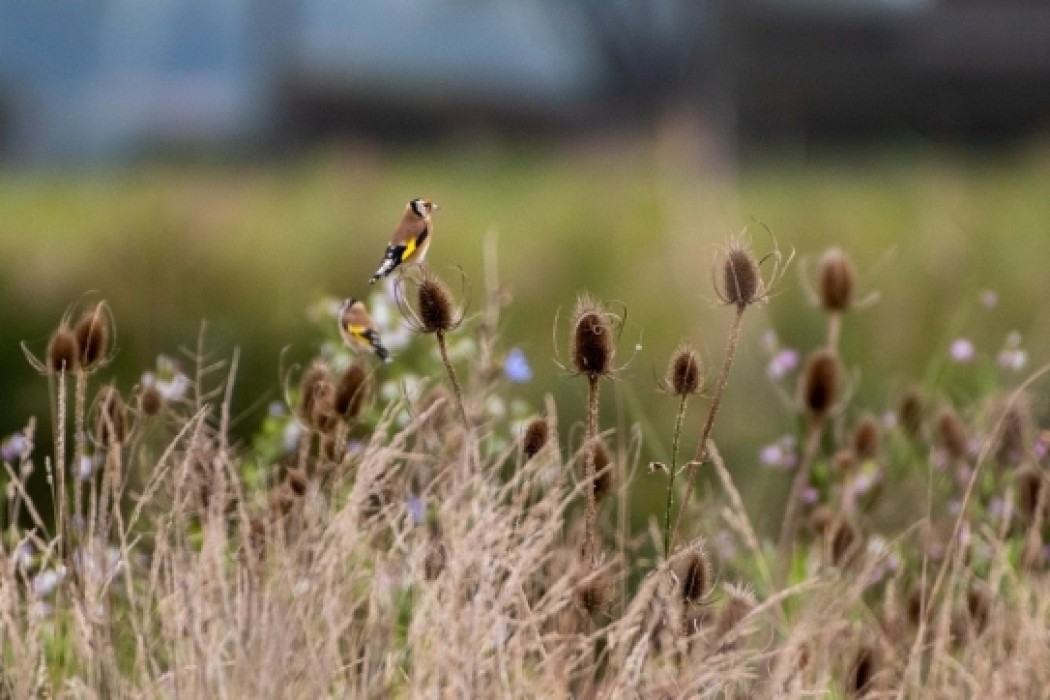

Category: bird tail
[369, 246, 403, 284]
[363, 329, 390, 362]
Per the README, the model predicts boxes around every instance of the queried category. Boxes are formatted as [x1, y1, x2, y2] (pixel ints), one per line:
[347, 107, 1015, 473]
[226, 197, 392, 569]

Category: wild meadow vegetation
[2, 144, 1050, 696]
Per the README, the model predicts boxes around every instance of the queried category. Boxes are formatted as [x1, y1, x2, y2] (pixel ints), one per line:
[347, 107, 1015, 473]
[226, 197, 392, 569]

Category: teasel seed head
[299, 362, 336, 430]
[995, 402, 1028, 468]
[522, 417, 550, 461]
[828, 517, 861, 567]
[898, 388, 923, 438]
[1015, 465, 1046, 521]
[571, 295, 615, 379]
[818, 247, 855, 313]
[417, 274, 456, 334]
[852, 413, 880, 460]
[714, 582, 757, 642]
[666, 343, 702, 396]
[575, 571, 611, 617]
[138, 383, 164, 417]
[722, 245, 762, 309]
[74, 302, 112, 371]
[334, 363, 369, 420]
[936, 408, 969, 462]
[799, 348, 840, 419]
[846, 641, 879, 698]
[677, 545, 713, 605]
[95, 384, 128, 446]
[285, 466, 309, 498]
[47, 326, 80, 374]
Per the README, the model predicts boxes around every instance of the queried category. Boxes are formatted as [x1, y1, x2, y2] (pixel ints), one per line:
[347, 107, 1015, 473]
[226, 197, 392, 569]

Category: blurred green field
[3, 140, 1050, 532]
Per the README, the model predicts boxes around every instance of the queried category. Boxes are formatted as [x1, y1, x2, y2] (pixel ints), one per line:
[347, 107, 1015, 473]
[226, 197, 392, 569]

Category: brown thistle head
[818, 247, 855, 313]
[799, 348, 841, 420]
[570, 294, 616, 380]
[677, 544, 713, 605]
[522, 416, 550, 461]
[47, 326, 80, 375]
[74, 302, 114, 371]
[664, 343, 703, 397]
[334, 363, 370, 420]
[852, 413, 880, 461]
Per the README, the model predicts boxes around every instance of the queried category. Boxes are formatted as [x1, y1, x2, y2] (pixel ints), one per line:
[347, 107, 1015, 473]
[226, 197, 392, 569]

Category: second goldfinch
[369, 198, 439, 284]
[338, 298, 390, 362]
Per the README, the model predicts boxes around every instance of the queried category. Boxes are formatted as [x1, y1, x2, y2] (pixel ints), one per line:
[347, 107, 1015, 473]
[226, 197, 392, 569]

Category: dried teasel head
[46, 326, 80, 375]
[818, 247, 855, 313]
[714, 582, 757, 643]
[936, 408, 969, 462]
[852, 413, 880, 461]
[334, 363, 370, 420]
[522, 416, 550, 461]
[994, 401, 1029, 468]
[898, 388, 924, 438]
[74, 301, 114, 371]
[570, 295, 616, 380]
[137, 383, 165, 417]
[676, 543, 714, 606]
[799, 348, 840, 420]
[396, 266, 466, 335]
[664, 343, 703, 397]
[585, 439, 615, 503]
[299, 361, 336, 431]
[713, 231, 792, 311]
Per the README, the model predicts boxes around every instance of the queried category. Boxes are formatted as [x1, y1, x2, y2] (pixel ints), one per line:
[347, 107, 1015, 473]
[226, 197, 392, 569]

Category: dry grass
[3, 237, 1050, 699]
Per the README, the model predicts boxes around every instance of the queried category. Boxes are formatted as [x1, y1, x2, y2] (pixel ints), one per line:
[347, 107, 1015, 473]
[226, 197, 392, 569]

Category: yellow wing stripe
[403, 236, 417, 259]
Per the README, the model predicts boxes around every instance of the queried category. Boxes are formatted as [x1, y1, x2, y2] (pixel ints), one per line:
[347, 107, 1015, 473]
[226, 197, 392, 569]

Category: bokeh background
[3, 0, 1050, 533]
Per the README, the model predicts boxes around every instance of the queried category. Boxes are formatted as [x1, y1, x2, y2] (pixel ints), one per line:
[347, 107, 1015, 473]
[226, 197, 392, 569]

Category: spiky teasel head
[661, 343, 703, 397]
[675, 542, 714, 606]
[898, 387, 924, 438]
[334, 363, 369, 421]
[1015, 465, 1046, 521]
[713, 582, 758, 644]
[583, 438, 615, 502]
[994, 399, 1030, 468]
[574, 568, 613, 618]
[713, 231, 792, 311]
[845, 638, 881, 698]
[522, 416, 550, 461]
[396, 265, 466, 335]
[74, 301, 115, 371]
[46, 326, 80, 375]
[798, 348, 841, 420]
[936, 408, 969, 462]
[852, 413, 880, 461]
[817, 247, 855, 313]
[94, 384, 128, 446]
[136, 383, 164, 418]
[570, 294, 618, 380]
[298, 361, 337, 431]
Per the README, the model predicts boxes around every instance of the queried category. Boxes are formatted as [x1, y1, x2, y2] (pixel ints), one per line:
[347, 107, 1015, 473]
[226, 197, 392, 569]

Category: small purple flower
[981, 289, 998, 309]
[766, 348, 800, 380]
[407, 496, 426, 525]
[1, 433, 26, 462]
[801, 487, 819, 505]
[759, 435, 797, 469]
[503, 348, 532, 383]
[949, 338, 975, 363]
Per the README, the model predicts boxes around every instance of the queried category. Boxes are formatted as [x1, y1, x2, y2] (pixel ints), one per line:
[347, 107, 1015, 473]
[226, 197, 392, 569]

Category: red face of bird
[408, 198, 438, 219]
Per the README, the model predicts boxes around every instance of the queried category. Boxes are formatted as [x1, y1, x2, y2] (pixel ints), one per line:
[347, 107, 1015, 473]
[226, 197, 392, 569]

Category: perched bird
[338, 298, 390, 362]
[369, 198, 439, 284]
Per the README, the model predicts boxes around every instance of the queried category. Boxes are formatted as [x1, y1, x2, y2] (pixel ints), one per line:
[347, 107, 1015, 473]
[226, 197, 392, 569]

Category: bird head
[409, 198, 438, 218]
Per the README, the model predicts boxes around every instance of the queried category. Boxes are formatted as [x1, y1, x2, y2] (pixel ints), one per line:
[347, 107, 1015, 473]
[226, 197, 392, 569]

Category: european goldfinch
[338, 298, 390, 362]
[369, 198, 439, 284]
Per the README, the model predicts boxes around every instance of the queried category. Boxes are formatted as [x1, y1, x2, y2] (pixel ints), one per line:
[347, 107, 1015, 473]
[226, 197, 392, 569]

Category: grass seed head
[95, 384, 127, 446]
[818, 247, 855, 313]
[47, 327, 80, 374]
[667, 344, 702, 396]
[522, 417, 550, 460]
[799, 348, 840, 419]
[571, 295, 615, 379]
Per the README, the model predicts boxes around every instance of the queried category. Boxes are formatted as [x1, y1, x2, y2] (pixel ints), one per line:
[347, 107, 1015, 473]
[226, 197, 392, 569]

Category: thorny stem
[583, 375, 601, 569]
[663, 394, 689, 559]
[777, 419, 824, 580]
[435, 331, 469, 430]
[670, 305, 746, 552]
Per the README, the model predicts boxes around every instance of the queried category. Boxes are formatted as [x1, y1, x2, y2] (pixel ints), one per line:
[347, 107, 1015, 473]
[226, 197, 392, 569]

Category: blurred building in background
[1, 0, 1050, 163]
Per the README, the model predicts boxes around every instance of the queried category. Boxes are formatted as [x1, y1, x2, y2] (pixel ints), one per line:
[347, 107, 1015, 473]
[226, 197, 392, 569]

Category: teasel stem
[435, 330, 468, 430]
[73, 369, 88, 545]
[777, 420, 823, 577]
[582, 375, 601, 568]
[54, 370, 69, 558]
[671, 304, 746, 551]
[826, 312, 842, 354]
[663, 393, 689, 559]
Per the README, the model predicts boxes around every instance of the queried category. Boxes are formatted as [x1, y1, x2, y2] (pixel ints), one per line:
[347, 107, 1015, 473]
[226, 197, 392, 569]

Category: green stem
[663, 394, 689, 559]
